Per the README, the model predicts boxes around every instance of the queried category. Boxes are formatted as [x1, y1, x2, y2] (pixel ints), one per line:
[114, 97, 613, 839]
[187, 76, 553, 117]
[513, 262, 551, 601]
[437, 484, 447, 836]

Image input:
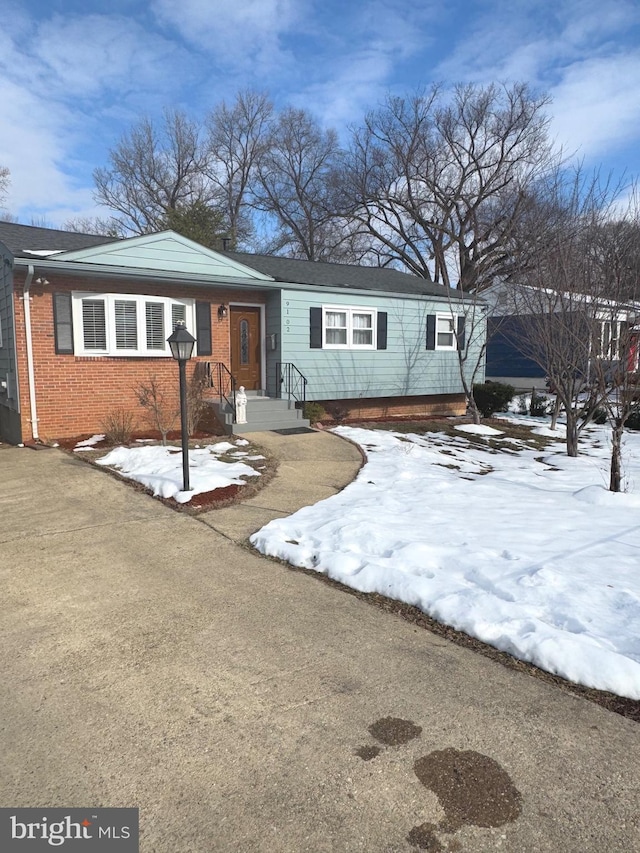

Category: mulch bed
[56, 432, 276, 514]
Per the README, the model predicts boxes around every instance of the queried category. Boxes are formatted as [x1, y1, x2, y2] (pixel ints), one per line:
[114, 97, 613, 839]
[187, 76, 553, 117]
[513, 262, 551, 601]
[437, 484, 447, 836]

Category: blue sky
[1, 0, 639, 228]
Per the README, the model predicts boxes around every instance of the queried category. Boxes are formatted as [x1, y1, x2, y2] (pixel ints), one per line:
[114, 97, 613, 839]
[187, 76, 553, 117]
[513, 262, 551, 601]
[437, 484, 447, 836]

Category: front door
[230, 306, 261, 390]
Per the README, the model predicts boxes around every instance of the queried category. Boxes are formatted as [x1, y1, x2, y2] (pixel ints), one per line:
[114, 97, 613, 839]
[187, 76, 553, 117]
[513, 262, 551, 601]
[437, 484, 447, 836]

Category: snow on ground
[96, 442, 260, 504]
[251, 421, 640, 700]
[73, 434, 106, 451]
[455, 423, 504, 436]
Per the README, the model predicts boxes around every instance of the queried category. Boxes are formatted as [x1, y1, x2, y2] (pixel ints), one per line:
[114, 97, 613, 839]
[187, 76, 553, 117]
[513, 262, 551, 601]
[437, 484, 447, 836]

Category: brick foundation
[317, 394, 467, 421]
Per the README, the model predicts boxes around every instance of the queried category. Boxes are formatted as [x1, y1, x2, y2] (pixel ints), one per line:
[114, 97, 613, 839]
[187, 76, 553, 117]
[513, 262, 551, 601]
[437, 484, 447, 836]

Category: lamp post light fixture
[167, 322, 196, 493]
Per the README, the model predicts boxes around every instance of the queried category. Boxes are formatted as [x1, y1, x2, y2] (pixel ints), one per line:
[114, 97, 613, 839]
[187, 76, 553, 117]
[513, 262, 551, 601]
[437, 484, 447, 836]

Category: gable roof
[224, 251, 450, 297]
[56, 231, 273, 280]
[0, 220, 111, 257]
[0, 220, 456, 299]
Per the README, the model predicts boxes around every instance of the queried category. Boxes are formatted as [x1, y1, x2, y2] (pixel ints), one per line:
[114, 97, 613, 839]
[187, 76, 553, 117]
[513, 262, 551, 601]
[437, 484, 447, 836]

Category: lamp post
[167, 322, 196, 493]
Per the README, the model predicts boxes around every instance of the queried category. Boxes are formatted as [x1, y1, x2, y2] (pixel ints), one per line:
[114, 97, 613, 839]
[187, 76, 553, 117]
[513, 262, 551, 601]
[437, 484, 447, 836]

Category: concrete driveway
[1, 440, 639, 852]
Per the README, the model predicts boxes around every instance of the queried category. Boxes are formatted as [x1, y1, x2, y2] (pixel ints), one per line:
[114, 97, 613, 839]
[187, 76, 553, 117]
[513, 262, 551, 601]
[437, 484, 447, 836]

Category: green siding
[277, 289, 481, 400]
[59, 233, 273, 280]
[265, 291, 282, 396]
[0, 244, 21, 443]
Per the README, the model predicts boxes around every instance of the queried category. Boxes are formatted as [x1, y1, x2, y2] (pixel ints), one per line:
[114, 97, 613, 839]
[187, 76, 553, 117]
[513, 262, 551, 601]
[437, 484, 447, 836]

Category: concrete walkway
[1, 434, 639, 853]
[201, 428, 363, 542]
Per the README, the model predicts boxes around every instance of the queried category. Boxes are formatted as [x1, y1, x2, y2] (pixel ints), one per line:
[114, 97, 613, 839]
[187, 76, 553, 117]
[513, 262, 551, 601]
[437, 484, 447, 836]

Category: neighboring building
[484, 282, 639, 392]
[0, 222, 481, 444]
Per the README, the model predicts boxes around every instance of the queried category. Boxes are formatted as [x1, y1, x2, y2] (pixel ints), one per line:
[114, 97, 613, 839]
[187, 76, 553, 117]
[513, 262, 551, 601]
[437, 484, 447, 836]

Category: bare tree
[341, 83, 553, 289]
[206, 90, 273, 249]
[504, 169, 633, 459]
[338, 84, 554, 420]
[0, 166, 9, 208]
[253, 107, 345, 260]
[94, 109, 219, 235]
[64, 216, 126, 237]
[587, 203, 640, 490]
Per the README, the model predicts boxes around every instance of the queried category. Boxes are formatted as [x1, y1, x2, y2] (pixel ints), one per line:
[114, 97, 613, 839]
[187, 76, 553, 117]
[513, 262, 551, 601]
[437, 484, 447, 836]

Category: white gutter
[22, 264, 39, 441]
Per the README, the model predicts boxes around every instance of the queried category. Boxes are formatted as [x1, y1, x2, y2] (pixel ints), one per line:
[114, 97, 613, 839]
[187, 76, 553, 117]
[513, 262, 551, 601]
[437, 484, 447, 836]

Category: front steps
[207, 392, 310, 435]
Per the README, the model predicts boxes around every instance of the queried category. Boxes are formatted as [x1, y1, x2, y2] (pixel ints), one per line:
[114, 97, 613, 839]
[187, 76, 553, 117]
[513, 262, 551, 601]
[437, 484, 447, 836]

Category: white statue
[235, 385, 247, 424]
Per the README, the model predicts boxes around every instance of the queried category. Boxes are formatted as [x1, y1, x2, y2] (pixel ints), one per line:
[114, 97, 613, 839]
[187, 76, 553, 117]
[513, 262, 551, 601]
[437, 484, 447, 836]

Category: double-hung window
[599, 320, 623, 360]
[435, 314, 457, 350]
[323, 306, 376, 349]
[72, 293, 194, 356]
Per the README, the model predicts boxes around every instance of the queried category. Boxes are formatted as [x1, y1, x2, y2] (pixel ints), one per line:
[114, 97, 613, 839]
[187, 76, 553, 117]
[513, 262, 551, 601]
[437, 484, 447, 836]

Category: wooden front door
[230, 306, 261, 390]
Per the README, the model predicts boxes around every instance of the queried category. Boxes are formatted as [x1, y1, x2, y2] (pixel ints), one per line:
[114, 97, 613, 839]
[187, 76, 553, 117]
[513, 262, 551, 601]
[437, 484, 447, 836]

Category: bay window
[71, 292, 195, 356]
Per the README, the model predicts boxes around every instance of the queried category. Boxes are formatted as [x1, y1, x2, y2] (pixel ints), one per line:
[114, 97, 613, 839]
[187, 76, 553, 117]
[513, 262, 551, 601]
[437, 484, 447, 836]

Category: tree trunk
[565, 412, 579, 457]
[550, 394, 561, 430]
[610, 422, 623, 492]
[468, 393, 482, 425]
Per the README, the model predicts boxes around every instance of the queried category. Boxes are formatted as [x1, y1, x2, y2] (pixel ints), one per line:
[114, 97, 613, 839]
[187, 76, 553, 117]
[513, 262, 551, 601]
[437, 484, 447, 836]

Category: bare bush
[186, 366, 210, 436]
[101, 408, 136, 445]
[134, 376, 178, 445]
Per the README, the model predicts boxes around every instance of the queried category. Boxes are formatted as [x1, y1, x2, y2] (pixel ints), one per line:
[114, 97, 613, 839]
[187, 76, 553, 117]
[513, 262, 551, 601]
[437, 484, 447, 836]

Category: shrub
[472, 382, 515, 418]
[592, 408, 608, 425]
[186, 367, 210, 437]
[303, 402, 326, 424]
[134, 375, 178, 445]
[529, 391, 550, 417]
[101, 408, 136, 445]
[325, 402, 350, 423]
[626, 405, 640, 431]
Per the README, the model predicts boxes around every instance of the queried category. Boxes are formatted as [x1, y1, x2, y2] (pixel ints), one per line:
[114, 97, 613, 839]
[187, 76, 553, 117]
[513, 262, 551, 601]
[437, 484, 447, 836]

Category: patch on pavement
[355, 720, 522, 850]
[369, 716, 423, 746]
[413, 748, 522, 831]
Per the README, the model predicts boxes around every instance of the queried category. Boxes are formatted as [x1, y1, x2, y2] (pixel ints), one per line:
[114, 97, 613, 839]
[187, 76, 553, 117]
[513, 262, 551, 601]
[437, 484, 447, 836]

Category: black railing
[276, 362, 307, 405]
[207, 362, 237, 423]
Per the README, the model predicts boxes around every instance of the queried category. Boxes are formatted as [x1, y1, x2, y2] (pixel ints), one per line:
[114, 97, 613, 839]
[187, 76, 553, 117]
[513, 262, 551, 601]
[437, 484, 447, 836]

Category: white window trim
[598, 319, 623, 360]
[322, 305, 377, 350]
[71, 292, 195, 357]
[435, 312, 458, 351]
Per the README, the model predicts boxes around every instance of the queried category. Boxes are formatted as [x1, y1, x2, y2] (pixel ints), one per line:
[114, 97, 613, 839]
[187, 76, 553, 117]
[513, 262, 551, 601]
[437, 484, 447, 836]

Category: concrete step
[230, 418, 311, 435]
[206, 397, 309, 435]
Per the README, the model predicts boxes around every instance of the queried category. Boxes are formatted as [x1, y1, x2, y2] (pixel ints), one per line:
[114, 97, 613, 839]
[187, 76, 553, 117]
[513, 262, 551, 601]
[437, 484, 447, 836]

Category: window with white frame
[436, 313, 457, 350]
[323, 306, 376, 349]
[72, 293, 194, 356]
[599, 320, 624, 360]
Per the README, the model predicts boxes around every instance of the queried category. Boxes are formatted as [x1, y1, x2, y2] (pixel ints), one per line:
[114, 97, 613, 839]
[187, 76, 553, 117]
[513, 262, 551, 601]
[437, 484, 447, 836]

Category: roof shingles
[0, 221, 453, 297]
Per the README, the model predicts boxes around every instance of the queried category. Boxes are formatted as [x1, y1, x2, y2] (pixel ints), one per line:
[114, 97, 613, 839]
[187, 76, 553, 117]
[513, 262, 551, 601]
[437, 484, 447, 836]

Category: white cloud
[0, 77, 95, 219]
[0, 8, 194, 224]
[151, 0, 307, 77]
[284, 0, 441, 131]
[34, 14, 187, 99]
[550, 54, 640, 162]
[433, 0, 640, 172]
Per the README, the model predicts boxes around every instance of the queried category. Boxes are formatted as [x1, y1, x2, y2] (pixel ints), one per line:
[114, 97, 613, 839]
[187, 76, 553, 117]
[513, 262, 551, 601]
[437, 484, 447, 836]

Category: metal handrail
[276, 362, 307, 405]
[208, 362, 237, 422]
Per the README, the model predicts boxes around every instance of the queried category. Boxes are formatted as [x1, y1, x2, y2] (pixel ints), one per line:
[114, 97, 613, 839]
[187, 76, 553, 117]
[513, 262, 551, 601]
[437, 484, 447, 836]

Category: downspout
[23, 264, 39, 441]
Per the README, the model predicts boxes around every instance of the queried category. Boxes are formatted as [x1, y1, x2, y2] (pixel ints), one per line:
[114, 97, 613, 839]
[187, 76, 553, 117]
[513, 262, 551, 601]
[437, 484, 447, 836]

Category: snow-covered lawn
[95, 440, 263, 504]
[250, 420, 640, 700]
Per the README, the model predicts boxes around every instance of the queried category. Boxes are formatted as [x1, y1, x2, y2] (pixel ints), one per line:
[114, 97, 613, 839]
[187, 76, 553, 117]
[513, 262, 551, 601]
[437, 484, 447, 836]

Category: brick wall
[14, 270, 266, 441]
